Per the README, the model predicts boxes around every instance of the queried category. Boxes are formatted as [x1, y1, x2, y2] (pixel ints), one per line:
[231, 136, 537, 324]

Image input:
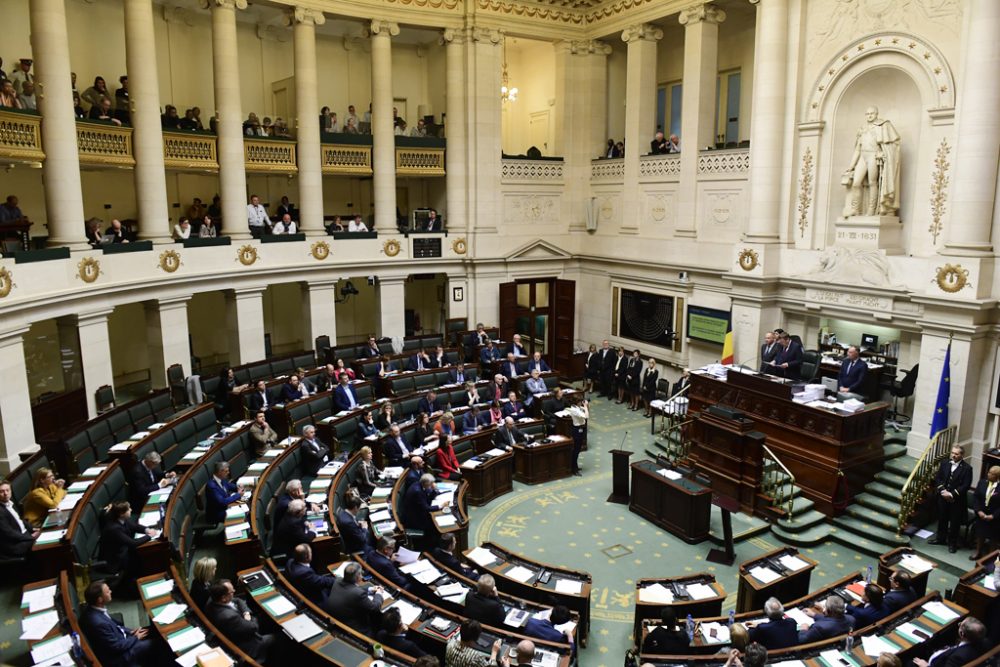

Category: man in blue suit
[837, 346, 868, 393]
[501, 353, 521, 379]
[462, 406, 484, 434]
[798, 595, 853, 643]
[79, 581, 158, 667]
[333, 373, 359, 412]
[748, 597, 798, 650]
[205, 461, 242, 523]
[913, 617, 987, 667]
[382, 424, 412, 467]
[335, 494, 372, 554]
[480, 340, 501, 367]
[525, 351, 550, 375]
[365, 536, 412, 590]
[523, 605, 575, 647]
[407, 348, 432, 372]
[772, 332, 804, 380]
[401, 473, 448, 537]
[286, 544, 336, 606]
[449, 363, 469, 385]
[884, 571, 917, 612]
[845, 584, 890, 628]
[417, 390, 439, 415]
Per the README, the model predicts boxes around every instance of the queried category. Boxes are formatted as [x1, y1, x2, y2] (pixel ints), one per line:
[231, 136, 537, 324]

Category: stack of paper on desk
[467, 546, 497, 566]
[686, 583, 717, 600]
[749, 566, 781, 583]
[638, 583, 673, 604]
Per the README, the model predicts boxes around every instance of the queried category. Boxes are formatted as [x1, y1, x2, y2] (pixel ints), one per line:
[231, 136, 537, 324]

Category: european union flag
[929, 340, 951, 438]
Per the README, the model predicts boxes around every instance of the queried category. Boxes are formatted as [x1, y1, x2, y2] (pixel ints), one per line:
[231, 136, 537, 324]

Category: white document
[33, 652, 76, 667]
[505, 565, 536, 583]
[779, 555, 810, 572]
[467, 546, 498, 566]
[899, 554, 934, 574]
[138, 512, 160, 527]
[175, 644, 214, 667]
[861, 634, 899, 657]
[435, 583, 466, 598]
[388, 600, 422, 626]
[309, 478, 332, 490]
[131, 431, 150, 440]
[395, 547, 420, 565]
[80, 465, 107, 477]
[638, 583, 673, 604]
[144, 579, 175, 598]
[413, 566, 444, 584]
[894, 622, 925, 643]
[443, 591, 468, 605]
[30, 635, 73, 664]
[225, 503, 248, 519]
[461, 459, 483, 469]
[22, 585, 57, 613]
[554, 579, 583, 595]
[400, 559, 435, 576]
[20, 610, 59, 640]
[167, 626, 206, 652]
[152, 602, 188, 625]
[699, 622, 730, 644]
[436, 514, 457, 527]
[35, 530, 67, 545]
[923, 600, 960, 621]
[368, 509, 392, 523]
[485, 448, 507, 457]
[686, 582, 717, 600]
[372, 486, 393, 498]
[225, 522, 251, 540]
[983, 576, 997, 591]
[263, 595, 296, 617]
[247, 462, 268, 472]
[785, 607, 814, 628]
[749, 566, 781, 584]
[434, 491, 455, 507]
[109, 443, 132, 453]
[66, 480, 94, 493]
[305, 494, 326, 504]
[819, 650, 852, 667]
[56, 494, 83, 511]
[657, 469, 683, 480]
[770, 661, 808, 667]
[280, 614, 323, 642]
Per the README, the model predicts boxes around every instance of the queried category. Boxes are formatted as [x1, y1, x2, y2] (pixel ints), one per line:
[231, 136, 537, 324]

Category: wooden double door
[498, 279, 575, 373]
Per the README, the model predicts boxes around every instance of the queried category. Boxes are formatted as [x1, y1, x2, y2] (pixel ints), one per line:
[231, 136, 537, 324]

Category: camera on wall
[367, 276, 377, 287]
[678, 271, 689, 283]
[664, 327, 679, 343]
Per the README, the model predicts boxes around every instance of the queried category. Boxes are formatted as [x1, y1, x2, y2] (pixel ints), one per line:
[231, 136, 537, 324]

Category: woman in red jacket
[435, 435, 462, 480]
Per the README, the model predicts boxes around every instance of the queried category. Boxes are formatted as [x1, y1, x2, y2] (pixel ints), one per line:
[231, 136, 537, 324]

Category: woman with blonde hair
[23, 467, 67, 526]
[356, 445, 380, 497]
[190, 556, 217, 609]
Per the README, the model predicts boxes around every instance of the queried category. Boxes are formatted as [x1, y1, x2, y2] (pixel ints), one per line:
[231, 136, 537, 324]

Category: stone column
[0, 329, 36, 473]
[289, 7, 326, 236]
[145, 296, 192, 387]
[301, 280, 338, 350]
[467, 28, 504, 238]
[621, 25, 663, 235]
[370, 20, 400, 232]
[29, 0, 87, 250]
[743, 0, 787, 242]
[226, 288, 266, 364]
[943, 0, 1000, 256]
[377, 277, 407, 340]
[124, 0, 171, 243]
[676, 4, 726, 237]
[205, 0, 249, 239]
[77, 310, 115, 418]
[442, 29, 468, 234]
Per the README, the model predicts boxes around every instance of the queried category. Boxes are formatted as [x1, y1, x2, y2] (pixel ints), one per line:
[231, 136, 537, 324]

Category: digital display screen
[687, 305, 730, 345]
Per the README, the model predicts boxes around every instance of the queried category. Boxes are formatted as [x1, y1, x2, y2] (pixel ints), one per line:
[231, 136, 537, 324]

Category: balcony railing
[0, 109, 44, 164]
[590, 157, 624, 182]
[501, 158, 564, 183]
[244, 137, 297, 174]
[163, 130, 218, 171]
[697, 147, 750, 176]
[76, 120, 135, 167]
[395, 137, 446, 177]
[638, 154, 680, 181]
[322, 143, 372, 176]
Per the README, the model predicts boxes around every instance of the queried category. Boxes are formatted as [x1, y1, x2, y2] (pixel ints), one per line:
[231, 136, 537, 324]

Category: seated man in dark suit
[462, 406, 484, 434]
[642, 606, 689, 655]
[403, 456, 426, 490]
[366, 536, 413, 590]
[883, 571, 917, 612]
[523, 605, 574, 646]
[205, 461, 242, 524]
[127, 451, 176, 513]
[79, 581, 158, 667]
[503, 390, 526, 419]
[799, 595, 853, 643]
[362, 335, 382, 358]
[325, 562, 384, 634]
[493, 416, 527, 449]
[525, 351, 550, 375]
[205, 580, 276, 664]
[272, 498, 316, 557]
[464, 574, 505, 627]
[333, 373, 360, 412]
[837, 346, 868, 394]
[273, 479, 318, 529]
[500, 353, 521, 380]
[433, 533, 479, 580]
[286, 544, 335, 606]
[382, 424, 412, 467]
[335, 494, 372, 554]
[99, 501, 154, 581]
[912, 617, 987, 667]
[480, 340, 501, 367]
[408, 348, 433, 372]
[280, 375, 308, 403]
[246, 380, 272, 413]
[298, 424, 330, 476]
[542, 387, 568, 431]
[417, 390, 439, 416]
[449, 363, 470, 385]
[748, 597, 799, 650]
[376, 606, 427, 656]
[0, 480, 38, 558]
[430, 345, 448, 369]
[401, 473, 449, 540]
[846, 584, 891, 628]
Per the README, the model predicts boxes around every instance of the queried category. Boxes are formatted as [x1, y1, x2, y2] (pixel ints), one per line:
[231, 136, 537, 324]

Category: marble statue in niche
[842, 106, 901, 217]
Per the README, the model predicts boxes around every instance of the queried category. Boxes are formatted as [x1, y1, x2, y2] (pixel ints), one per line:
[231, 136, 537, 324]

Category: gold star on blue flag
[930, 340, 951, 437]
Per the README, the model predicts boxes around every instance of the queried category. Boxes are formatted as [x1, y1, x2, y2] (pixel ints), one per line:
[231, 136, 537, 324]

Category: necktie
[987, 482, 996, 505]
[149, 467, 155, 484]
[848, 361, 854, 374]
[507, 429, 514, 445]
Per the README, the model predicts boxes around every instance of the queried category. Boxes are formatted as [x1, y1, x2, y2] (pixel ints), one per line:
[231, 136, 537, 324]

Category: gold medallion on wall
[737, 248, 759, 272]
[934, 263, 970, 293]
[310, 241, 331, 261]
[77, 257, 101, 283]
[0, 267, 14, 298]
[452, 237, 468, 255]
[158, 249, 182, 273]
[236, 245, 259, 266]
[382, 239, 401, 257]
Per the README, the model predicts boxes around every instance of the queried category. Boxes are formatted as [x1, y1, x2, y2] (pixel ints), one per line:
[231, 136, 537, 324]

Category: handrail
[898, 424, 958, 534]
[762, 444, 796, 522]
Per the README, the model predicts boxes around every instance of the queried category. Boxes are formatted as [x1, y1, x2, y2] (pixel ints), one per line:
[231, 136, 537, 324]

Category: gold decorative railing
[321, 143, 372, 176]
[898, 424, 958, 534]
[0, 109, 44, 163]
[244, 138, 297, 174]
[762, 444, 796, 523]
[163, 131, 218, 171]
[76, 121, 134, 167]
[396, 147, 445, 176]
[658, 419, 694, 463]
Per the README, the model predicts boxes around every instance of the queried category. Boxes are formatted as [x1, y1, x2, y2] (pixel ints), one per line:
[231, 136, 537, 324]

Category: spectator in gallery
[272, 213, 297, 235]
[246, 194, 272, 238]
[344, 117, 359, 134]
[10, 58, 33, 96]
[275, 196, 296, 221]
[207, 195, 222, 219]
[272, 117, 290, 137]
[106, 219, 130, 243]
[178, 108, 200, 131]
[616, 141, 625, 156]
[173, 217, 192, 240]
[0, 195, 24, 223]
[394, 119, 407, 136]
[345, 104, 359, 130]
[161, 104, 181, 130]
[0, 59, 7, 86]
[410, 118, 428, 137]
[326, 216, 345, 234]
[666, 134, 680, 152]
[199, 214, 217, 238]
[348, 215, 368, 232]
[114, 75, 129, 112]
[261, 116, 274, 136]
[85, 218, 103, 247]
[18, 81, 37, 111]
[70, 71, 77, 95]
[187, 198, 206, 221]
[651, 131, 669, 155]
[1, 79, 23, 109]
[424, 209, 442, 232]
[72, 92, 85, 118]
[88, 96, 120, 125]
[81, 76, 109, 109]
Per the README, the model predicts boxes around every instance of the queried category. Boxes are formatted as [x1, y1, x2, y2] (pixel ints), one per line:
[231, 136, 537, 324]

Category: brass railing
[658, 419, 694, 462]
[396, 146, 445, 176]
[76, 121, 134, 167]
[898, 425, 958, 534]
[762, 444, 796, 523]
[244, 138, 297, 174]
[322, 143, 372, 176]
[163, 131, 218, 171]
[0, 109, 44, 163]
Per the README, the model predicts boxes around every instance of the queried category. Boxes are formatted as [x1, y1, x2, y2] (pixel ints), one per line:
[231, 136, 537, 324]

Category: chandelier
[501, 38, 518, 103]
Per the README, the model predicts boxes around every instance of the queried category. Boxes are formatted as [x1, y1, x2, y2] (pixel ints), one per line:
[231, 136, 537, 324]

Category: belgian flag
[720, 316, 734, 365]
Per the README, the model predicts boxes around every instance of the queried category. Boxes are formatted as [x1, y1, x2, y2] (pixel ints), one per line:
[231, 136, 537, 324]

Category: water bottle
[70, 632, 83, 659]
[728, 609, 735, 628]
[845, 630, 854, 651]
[993, 555, 1000, 589]
[864, 565, 873, 584]
[686, 613, 695, 641]
[373, 642, 385, 658]
[158, 504, 166, 525]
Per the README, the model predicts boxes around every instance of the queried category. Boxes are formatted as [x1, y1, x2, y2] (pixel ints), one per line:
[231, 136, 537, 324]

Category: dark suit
[79, 605, 157, 667]
[0, 502, 34, 558]
[798, 613, 853, 643]
[748, 617, 798, 650]
[273, 492, 295, 530]
[526, 358, 550, 374]
[205, 598, 275, 663]
[280, 383, 305, 403]
[272, 513, 315, 556]
[524, 617, 568, 644]
[99, 518, 151, 576]
[383, 435, 412, 467]
[449, 368, 468, 384]
[837, 358, 868, 393]
[480, 347, 500, 366]
[503, 400, 525, 419]
[846, 601, 890, 628]
[599, 349, 616, 395]
[325, 578, 383, 633]
[190, 580, 210, 609]
[366, 549, 411, 589]
[417, 396, 438, 415]
[336, 508, 372, 554]
[401, 482, 438, 534]
[362, 344, 382, 358]
[642, 626, 689, 654]
[407, 354, 431, 372]
[928, 642, 985, 667]
[493, 424, 526, 448]
[376, 630, 428, 656]
[774, 341, 804, 380]
[501, 360, 521, 379]
[935, 458, 973, 544]
[462, 411, 482, 434]
[286, 559, 335, 606]
[128, 462, 163, 512]
[299, 437, 330, 477]
[464, 590, 505, 627]
[333, 383, 359, 412]
[511, 343, 527, 357]
[973, 478, 1000, 540]
[246, 390, 271, 413]
[205, 477, 240, 523]
[432, 546, 479, 580]
[760, 341, 780, 372]
[883, 587, 917, 613]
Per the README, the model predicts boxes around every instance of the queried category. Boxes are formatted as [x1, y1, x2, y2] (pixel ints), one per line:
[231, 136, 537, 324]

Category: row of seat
[384, 366, 481, 397]
[195, 351, 318, 404]
[328, 334, 445, 365]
